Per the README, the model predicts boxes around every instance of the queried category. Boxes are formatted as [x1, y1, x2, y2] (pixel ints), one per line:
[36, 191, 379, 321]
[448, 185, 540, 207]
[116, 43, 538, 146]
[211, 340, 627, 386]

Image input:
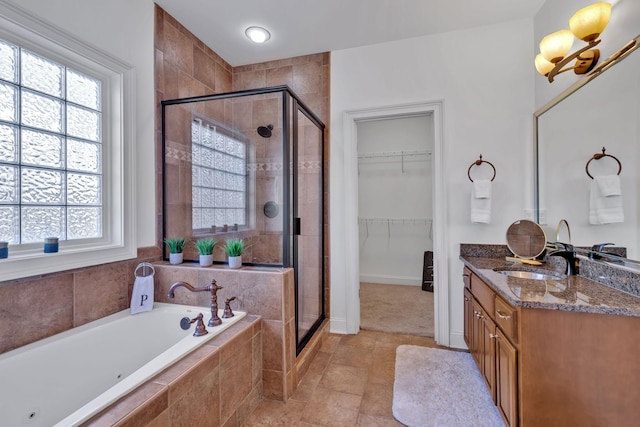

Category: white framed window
[0, 2, 136, 281]
[191, 118, 247, 231]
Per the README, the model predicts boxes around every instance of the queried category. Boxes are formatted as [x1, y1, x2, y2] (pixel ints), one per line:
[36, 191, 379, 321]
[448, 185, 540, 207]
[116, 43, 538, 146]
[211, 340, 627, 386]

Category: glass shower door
[294, 102, 324, 351]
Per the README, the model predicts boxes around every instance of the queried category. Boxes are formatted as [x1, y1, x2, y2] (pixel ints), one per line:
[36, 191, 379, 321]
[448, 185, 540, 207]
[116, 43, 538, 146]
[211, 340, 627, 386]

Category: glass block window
[191, 119, 246, 230]
[0, 38, 102, 244]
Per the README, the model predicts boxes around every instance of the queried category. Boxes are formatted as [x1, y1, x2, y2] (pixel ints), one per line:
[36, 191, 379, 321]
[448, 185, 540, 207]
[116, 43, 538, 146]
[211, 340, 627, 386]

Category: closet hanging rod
[357, 150, 432, 160]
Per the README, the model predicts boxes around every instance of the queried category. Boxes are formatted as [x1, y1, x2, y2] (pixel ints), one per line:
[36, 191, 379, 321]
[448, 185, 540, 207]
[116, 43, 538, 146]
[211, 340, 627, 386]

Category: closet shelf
[358, 217, 431, 224]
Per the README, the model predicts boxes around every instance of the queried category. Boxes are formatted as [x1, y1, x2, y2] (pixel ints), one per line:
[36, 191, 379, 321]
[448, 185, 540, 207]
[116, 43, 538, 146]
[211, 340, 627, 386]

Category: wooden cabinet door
[479, 310, 497, 401]
[464, 288, 473, 349]
[471, 299, 483, 366]
[496, 332, 518, 427]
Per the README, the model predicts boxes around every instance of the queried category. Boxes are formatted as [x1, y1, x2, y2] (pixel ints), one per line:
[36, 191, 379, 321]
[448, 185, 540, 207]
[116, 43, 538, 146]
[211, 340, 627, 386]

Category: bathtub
[0, 302, 246, 427]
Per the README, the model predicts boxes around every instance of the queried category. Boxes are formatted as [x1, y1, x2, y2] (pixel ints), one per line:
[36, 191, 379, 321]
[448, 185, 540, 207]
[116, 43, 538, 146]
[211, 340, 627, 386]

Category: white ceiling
[154, 0, 546, 67]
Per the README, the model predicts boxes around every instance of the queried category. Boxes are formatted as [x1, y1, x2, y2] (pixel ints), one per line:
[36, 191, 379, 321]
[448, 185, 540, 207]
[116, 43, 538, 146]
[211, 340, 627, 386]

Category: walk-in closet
[357, 115, 435, 337]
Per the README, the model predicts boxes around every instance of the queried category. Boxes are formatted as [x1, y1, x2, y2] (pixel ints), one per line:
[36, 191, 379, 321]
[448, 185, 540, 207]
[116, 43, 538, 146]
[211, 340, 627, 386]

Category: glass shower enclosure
[161, 86, 325, 353]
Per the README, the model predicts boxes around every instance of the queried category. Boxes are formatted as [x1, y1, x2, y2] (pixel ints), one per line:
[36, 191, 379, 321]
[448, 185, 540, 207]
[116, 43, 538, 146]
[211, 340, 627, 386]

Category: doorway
[357, 115, 435, 337]
[339, 101, 448, 345]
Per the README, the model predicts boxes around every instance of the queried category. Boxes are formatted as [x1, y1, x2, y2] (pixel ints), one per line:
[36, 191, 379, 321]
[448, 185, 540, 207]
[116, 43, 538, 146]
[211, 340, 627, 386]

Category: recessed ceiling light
[245, 26, 271, 44]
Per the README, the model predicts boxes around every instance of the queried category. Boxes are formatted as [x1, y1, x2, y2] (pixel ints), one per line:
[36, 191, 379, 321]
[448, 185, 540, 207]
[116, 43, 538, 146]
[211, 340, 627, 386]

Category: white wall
[535, 0, 640, 108]
[358, 116, 434, 285]
[8, 0, 156, 247]
[330, 18, 536, 346]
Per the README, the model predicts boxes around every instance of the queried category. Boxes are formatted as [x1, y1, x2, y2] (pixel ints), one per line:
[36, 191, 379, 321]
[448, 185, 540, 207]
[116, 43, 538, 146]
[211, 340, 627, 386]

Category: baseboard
[329, 317, 348, 334]
[448, 331, 468, 350]
[359, 274, 421, 286]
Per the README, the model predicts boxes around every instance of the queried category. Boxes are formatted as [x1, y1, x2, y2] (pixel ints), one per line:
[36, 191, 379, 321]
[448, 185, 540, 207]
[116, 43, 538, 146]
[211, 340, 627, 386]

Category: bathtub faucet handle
[222, 296, 237, 318]
[207, 279, 223, 327]
[189, 313, 208, 337]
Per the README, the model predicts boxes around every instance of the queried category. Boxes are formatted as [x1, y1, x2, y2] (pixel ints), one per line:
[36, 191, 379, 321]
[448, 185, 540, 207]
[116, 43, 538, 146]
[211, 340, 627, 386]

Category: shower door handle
[294, 218, 301, 235]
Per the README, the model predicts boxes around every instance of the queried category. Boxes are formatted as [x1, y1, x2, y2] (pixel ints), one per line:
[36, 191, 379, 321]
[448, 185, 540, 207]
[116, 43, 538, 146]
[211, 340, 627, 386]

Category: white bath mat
[392, 345, 504, 427]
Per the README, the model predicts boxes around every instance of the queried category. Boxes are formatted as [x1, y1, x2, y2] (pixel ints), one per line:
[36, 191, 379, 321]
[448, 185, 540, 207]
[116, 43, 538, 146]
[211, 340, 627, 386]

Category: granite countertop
[461, 255, 640, 317]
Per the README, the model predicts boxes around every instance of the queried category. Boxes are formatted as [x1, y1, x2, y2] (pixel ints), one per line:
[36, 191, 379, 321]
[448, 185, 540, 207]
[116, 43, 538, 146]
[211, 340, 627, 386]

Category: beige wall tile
[0, 274, 73, 353]
[85, 382, 168, 426]
[220, 339, 253, 421]
[74, 263, 129, 326]
[262, 319, 284, 371]
[152, 345, 220, 404]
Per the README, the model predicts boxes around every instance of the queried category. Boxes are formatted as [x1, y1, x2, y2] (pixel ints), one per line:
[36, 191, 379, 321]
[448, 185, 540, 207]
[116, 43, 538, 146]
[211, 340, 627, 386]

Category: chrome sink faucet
[167, 279, 223, 326]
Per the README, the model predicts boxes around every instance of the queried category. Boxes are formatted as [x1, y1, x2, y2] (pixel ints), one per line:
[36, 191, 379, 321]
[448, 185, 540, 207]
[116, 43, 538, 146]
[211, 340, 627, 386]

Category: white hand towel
[130, 275, 155, 314]
[471, 181, 491, 224]
[589, 177, 624, 225]
[595, 174, 621, 196]
[473, 179, 492, 199]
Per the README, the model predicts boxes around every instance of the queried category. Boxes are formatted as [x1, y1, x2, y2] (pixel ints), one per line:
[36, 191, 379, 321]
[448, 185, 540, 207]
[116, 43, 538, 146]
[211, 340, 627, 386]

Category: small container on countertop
[0, 241, 7, 259]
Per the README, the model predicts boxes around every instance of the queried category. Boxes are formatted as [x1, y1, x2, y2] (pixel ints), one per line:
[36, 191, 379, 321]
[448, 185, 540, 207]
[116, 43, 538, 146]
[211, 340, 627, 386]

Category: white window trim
[0, 1, 136, 281]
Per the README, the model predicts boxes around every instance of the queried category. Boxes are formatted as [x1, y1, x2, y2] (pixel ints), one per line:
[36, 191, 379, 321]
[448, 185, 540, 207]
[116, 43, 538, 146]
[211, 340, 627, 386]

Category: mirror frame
[533, 34, 640, 265]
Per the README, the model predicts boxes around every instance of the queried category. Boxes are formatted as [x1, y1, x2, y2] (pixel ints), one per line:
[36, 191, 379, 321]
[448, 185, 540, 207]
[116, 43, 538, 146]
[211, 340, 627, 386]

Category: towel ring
[135, 262, 155, 278]
[585, 147, 622, 179]
[468, 154, 496, 182]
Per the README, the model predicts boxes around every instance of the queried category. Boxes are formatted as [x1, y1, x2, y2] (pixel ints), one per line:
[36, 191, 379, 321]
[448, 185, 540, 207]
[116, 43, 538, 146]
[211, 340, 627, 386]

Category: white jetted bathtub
[0, 302, 246, 426]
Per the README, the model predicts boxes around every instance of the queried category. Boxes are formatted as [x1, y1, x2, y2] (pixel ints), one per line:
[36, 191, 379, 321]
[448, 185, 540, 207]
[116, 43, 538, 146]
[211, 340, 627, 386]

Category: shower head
[257, 124, 273, 138]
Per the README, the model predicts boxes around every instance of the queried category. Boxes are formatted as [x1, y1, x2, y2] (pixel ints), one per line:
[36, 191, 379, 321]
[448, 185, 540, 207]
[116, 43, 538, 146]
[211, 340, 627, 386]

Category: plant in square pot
[223, 238, 245, 269]
[164, 237, 186, 265]
[194, 238, 217, 267]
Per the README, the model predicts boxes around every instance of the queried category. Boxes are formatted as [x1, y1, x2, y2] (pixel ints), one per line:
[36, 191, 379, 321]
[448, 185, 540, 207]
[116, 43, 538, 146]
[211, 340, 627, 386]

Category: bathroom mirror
[535, 35, 640, 263]
[505, 219, 547, 259]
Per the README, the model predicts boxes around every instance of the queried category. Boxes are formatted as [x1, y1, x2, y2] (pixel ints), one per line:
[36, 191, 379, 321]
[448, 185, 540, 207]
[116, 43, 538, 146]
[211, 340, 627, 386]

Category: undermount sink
[493, 267, 565, 281]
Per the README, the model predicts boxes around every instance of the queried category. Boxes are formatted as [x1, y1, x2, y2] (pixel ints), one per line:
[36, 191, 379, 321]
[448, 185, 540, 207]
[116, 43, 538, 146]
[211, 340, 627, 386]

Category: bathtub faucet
[167, 280, 224, 327]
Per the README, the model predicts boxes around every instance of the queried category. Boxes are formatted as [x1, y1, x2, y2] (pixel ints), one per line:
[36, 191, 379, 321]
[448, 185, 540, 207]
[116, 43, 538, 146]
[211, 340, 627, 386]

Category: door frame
[341, 100, 449, 345]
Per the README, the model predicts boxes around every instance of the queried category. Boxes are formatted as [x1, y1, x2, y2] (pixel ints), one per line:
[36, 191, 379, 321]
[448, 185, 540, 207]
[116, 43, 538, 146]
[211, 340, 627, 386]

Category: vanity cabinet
[463, 267, 518, 427]
[463, 263, 640, 426]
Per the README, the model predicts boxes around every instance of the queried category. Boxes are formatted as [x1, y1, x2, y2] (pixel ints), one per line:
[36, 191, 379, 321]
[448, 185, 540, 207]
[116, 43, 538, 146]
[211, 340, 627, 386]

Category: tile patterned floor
[242, 330, 446, 426]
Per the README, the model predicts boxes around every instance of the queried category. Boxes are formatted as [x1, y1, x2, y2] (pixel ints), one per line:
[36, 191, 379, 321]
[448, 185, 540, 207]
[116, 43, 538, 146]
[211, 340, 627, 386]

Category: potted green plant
[164, 237, 186, 265]
[223, 238, 245, 269]
[194, 238, 217, 267]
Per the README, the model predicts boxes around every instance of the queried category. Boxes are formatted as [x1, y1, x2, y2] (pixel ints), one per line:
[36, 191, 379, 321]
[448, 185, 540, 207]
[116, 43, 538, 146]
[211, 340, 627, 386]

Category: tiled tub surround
[0, 247, 162, 355]
[0, 303, 246, 426]
[85, 315, 262, 427]
[153, 263, 298, 401]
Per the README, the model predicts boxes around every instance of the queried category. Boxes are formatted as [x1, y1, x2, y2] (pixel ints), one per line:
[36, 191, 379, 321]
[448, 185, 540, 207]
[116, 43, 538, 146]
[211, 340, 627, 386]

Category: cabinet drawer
[495, 296, 518, 344]
[470, 273, 495, 315]
[463, 267, 471, 289]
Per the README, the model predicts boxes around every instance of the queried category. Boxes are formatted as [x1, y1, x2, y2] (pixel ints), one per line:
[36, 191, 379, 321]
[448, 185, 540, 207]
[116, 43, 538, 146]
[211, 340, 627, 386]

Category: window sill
[0, 243, 137, 282]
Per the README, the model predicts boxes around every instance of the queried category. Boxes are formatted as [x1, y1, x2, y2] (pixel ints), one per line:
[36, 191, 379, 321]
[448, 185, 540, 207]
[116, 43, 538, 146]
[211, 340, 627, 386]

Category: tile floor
[242, 330, 447, 426]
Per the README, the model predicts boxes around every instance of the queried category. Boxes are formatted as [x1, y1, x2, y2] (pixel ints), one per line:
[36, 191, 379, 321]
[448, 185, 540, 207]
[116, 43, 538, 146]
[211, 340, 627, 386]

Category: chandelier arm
[548, 39, 601, 83]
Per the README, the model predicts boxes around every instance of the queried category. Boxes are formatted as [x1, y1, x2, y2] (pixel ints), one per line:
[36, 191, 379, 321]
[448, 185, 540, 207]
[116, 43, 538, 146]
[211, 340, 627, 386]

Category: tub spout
[167, 280, 224, 327]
